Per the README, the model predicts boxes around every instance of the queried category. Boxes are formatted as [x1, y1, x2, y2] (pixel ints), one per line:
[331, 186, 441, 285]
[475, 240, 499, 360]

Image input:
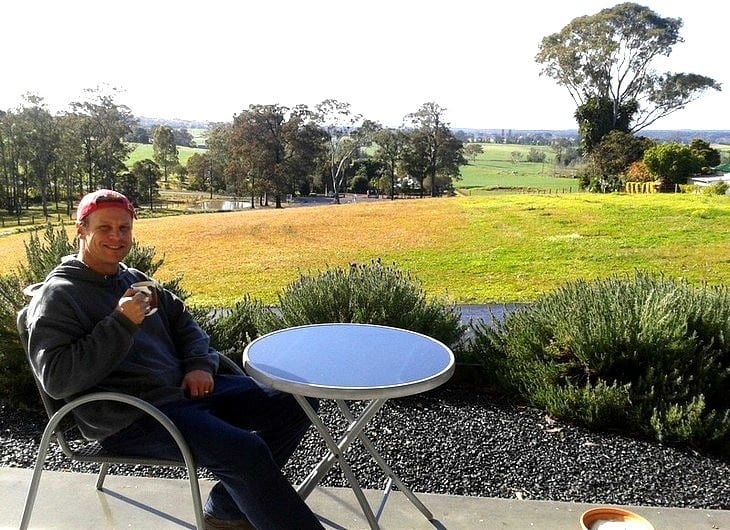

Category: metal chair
[16, 305, 245, 529]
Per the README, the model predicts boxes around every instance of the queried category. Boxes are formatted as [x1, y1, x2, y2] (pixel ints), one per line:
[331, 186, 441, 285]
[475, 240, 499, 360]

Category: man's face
[77, 207, 134, 275]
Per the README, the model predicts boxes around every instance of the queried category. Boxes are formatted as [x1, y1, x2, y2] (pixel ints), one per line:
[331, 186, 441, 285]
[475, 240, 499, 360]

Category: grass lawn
[126, 143, 207, 168]
[1, 193, 728, 307]
[457, 143, 580, 193]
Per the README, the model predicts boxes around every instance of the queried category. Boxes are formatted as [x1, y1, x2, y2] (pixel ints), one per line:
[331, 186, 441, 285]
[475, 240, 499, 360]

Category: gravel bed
[1, 384, 728, 511]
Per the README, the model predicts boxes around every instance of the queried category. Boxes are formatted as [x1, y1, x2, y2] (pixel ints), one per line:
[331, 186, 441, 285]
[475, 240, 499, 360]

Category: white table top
[242, 323, 455, 399]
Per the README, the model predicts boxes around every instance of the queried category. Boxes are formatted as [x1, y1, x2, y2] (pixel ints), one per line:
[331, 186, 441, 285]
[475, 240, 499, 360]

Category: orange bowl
[580, 507, 654, 530]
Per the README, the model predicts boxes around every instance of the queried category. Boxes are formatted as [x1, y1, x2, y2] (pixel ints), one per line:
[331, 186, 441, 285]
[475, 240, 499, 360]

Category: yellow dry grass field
[132, 200, 464, 305]
[2, 194, 729, 307]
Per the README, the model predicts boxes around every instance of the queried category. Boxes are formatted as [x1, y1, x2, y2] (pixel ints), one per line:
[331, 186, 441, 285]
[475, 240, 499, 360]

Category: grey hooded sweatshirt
[26, 255, 219, 441]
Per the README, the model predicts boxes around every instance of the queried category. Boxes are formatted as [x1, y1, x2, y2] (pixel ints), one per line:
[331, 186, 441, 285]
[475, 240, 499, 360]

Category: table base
[294, 396, 433, 529]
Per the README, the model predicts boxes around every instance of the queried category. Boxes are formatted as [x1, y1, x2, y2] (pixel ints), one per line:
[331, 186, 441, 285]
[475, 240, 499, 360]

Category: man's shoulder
[120, 264, 150, 282]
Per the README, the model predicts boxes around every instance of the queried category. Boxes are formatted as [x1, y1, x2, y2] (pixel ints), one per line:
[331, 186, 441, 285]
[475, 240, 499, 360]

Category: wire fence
[0, 213, 73, 230]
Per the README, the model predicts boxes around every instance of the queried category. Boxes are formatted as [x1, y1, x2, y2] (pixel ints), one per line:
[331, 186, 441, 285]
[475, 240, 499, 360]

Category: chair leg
[19, 424, 56, 530]
[186, 468, 205, 529]
[96, 462, 110, 490]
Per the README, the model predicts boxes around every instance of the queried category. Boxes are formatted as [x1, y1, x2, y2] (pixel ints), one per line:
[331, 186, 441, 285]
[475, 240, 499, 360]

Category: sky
[2, 0, 727, 131]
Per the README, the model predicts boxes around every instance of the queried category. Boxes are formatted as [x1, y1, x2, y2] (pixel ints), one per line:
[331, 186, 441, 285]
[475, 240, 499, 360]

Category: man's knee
[219, 432, 278, 477]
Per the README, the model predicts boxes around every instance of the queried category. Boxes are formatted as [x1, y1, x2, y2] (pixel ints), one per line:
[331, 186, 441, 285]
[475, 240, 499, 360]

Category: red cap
[76, 189, 136, 223]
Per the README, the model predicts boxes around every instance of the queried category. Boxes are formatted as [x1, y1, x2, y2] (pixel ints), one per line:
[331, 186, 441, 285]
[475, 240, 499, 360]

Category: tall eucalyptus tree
[152, 125, 178, 183]
[16, 95, 59, 217]
[206, 123, 232, 197]
[228, 104, 325, 208]
[313, 99, 378, 204]
[228, 105, 285, 207]
[0, 110, 23, 215]
[536, 3, 721, 152]
[373, 128, 406, 200]
[54, 112, 86, 215]
[402, 102, 465, 197]
[70, 87, 135, 191]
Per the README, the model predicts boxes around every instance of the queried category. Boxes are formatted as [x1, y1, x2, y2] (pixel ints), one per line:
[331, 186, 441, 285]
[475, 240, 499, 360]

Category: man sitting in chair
[26, 189, 324, 530]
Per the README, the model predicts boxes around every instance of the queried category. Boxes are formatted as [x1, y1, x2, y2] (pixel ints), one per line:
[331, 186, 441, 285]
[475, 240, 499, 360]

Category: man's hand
[182, 370, 215, 398]
[116, 289, 150, 325]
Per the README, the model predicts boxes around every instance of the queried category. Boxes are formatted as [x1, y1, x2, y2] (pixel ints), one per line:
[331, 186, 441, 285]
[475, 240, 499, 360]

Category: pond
[187, 199, 252, 212]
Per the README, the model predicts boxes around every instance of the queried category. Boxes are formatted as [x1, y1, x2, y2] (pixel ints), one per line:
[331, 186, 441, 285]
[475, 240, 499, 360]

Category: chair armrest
[46, 392, 195, 468]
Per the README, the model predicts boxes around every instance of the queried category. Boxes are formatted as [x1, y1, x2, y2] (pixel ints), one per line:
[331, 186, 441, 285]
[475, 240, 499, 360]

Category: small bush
[702, 182, 729, 196]
[469, 271, 730, 455]
[263, 260, 465, 350]
[206, 296, 270, 365]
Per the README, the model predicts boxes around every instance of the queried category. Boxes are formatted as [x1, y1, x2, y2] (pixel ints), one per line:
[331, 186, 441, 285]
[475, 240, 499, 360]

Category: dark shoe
[203, 512, 255, 530]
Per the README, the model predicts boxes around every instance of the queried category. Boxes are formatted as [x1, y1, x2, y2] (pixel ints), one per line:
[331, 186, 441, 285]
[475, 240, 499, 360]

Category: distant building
[686, 163, 730, 190]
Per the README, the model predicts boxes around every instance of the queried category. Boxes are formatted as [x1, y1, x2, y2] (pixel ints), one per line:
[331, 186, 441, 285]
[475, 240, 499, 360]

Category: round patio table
[243, 323, 454, 529]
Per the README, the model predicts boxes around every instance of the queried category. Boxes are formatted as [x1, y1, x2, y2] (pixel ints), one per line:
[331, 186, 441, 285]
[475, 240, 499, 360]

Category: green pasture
[457, 143, 580, 193]
[126, 143, 206, 169]
[4, 193, 727, 306]
[188, 128, 208, 146]
[101, 193, 730, 305]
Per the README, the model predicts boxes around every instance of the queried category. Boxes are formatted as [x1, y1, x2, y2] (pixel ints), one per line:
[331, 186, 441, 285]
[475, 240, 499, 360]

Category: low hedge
[468, 271, 730, 456]
[210, 260, 466, 359]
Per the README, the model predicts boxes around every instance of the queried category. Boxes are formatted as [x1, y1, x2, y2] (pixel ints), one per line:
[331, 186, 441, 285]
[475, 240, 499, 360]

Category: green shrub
[702, 181, 729, 196]
[532, 380, 633, 429]
[262, 259, 466, 351]
[206, 295, 269, 365]
[469, 271, 730, 455]
[0, 224, 76, 408]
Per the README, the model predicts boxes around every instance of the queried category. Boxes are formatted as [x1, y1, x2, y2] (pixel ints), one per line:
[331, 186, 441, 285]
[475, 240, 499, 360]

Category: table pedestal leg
[335, 400, 434, 521]
[295, 396, 385, 528]
[294, 396, 433, 529]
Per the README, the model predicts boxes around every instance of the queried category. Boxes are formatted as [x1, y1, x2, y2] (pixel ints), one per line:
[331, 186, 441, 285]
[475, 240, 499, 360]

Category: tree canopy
[536, 2, 721, 144]
[402, 103, 465, 197]
[643, 143, 702, 186]
[152, 125, 178, 182]
[227, 104, 325, 208]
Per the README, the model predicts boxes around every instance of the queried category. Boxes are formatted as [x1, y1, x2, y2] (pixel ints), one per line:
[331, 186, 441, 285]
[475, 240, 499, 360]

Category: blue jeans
[102, 374, 323, 529]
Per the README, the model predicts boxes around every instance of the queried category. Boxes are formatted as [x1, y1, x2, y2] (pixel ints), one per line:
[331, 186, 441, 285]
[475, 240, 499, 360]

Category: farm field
[126, 143, 206, 168]
[456, 143, 580, 194]
[1, 193, 728, 307]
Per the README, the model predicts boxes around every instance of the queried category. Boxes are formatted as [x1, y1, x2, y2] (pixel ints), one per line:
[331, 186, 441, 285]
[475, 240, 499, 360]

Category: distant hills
[138, 116, 214, 130]
[137, 117, 730, 145]
[637, 130, 730, 144]
[453, 128, 730, 145]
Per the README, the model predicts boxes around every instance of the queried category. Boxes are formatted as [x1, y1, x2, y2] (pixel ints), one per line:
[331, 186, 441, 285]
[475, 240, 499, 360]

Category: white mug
[131, 281, 159, 316]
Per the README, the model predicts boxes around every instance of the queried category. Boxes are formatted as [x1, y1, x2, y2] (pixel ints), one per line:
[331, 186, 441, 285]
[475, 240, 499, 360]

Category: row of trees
[0, 89, 466, 215]
[0, 90, 134, 218]
[0, 88, 191, 217]
[2, 3, 722, 211]
[181, 100, 466, 208]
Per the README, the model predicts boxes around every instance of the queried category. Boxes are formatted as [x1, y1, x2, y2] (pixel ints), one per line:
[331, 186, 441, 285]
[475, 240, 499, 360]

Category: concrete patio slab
[2, 467, 728, 529]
